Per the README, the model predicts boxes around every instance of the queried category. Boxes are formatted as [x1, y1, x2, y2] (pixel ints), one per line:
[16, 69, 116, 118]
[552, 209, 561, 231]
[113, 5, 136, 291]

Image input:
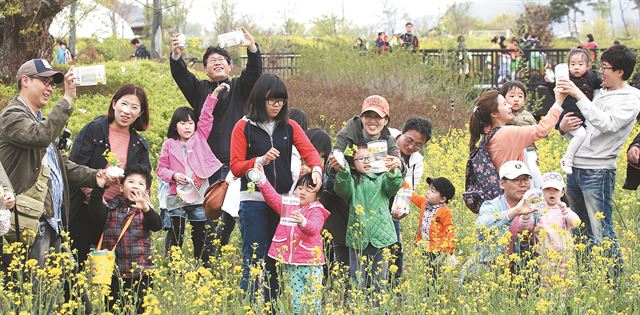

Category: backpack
[463, 127, 502, 214]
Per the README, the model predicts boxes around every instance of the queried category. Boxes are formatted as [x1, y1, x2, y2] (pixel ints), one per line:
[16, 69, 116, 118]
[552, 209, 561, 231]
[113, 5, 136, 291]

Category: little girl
[547, 49, 602, 174]
[254, 164, 330, 315]
[519, 172, 581, 288]
[157, 83, 228, 260]
[89, 164, 162, 314]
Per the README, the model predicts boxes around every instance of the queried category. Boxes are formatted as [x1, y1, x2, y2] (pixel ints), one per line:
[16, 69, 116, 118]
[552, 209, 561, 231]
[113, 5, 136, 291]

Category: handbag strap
[96, 209, 137, 252]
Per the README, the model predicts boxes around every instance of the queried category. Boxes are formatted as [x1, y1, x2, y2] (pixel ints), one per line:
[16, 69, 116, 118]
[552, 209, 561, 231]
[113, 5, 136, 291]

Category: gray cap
[16, 59, 64, 84]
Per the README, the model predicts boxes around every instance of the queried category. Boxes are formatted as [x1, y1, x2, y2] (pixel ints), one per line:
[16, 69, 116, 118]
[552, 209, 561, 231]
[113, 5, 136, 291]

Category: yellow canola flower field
[1, 127, 639, 314]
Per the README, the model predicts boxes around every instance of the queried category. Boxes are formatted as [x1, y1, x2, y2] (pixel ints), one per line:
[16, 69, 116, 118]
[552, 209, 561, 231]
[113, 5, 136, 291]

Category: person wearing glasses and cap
[0, 59, 111, 268]
[475, 161, 537, 264]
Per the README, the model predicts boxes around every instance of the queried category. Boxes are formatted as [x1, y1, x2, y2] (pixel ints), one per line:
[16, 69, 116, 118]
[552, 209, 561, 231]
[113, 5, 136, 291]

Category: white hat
[541, 172, 565, 190]
[499, 160, 531, 180]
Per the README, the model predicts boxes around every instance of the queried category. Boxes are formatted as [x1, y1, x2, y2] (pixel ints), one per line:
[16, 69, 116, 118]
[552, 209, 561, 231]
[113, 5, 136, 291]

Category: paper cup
[367, 140, 388, 173]
[177, 34, 186, 48]
[280, 196, 300, 226]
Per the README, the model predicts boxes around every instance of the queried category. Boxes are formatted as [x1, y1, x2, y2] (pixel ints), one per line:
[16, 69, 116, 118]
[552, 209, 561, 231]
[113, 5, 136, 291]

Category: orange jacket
[411, 192, 456, 254]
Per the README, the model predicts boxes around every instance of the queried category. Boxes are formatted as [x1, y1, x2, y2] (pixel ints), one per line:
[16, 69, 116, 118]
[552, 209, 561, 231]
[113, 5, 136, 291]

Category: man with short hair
[476, 160, 536, 263]
[169, 27, 262, 259]
[131, 38, 151, 59]
[0, 59, 109, 266]
[557, 44, 640, 279]
[399, 22, 419, 52]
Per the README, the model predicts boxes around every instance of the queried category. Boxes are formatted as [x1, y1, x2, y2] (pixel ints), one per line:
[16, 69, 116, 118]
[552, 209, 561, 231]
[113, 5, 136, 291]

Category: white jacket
[574, 85, 640, 169]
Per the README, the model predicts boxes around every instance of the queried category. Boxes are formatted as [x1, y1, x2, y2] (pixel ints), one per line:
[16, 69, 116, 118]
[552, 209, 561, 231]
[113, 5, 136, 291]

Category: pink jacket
[157, 95, 223, 194]
[258, 179, 330, 265]
[519, 205, 581, 254]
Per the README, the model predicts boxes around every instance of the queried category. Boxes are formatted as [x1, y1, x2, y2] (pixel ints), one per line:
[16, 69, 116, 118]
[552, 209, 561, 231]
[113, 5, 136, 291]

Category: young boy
[89, 164, 162, 314]
[500, 81, 543, 189]
[408, 177, 456, 279]
[334, 146, 403, 294]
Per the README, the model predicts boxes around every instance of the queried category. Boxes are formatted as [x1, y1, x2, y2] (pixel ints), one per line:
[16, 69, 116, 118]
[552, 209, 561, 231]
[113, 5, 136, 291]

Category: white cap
[541, 172, 565, 190]
[499, 160, 531, 180]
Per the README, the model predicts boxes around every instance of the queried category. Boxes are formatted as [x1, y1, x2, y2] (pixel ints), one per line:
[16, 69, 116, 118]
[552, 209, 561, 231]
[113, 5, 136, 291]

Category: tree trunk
[150, 0, 162, 59]
[0, 2, 74, 82]
[607, 0, 615, 38]
[618, 0, 630, 37]
[69, 1, 77, 55]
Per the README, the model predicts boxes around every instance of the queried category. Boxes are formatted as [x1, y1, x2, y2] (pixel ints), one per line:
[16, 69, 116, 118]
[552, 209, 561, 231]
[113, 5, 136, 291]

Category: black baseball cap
[426, 177, 455, 203]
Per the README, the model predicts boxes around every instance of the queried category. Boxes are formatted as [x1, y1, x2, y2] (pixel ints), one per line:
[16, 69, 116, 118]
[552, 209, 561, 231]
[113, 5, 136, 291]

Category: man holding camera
[169, 27, 262, 260]
[0, 59, 111, 266]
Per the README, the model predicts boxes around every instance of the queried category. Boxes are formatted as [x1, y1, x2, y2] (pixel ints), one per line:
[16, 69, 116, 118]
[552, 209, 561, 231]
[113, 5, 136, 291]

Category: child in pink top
[519, 172, 580, 287]
[156, 83, 227, 260]
[468, 90, 562, 172]
[253, 164, 330, 315]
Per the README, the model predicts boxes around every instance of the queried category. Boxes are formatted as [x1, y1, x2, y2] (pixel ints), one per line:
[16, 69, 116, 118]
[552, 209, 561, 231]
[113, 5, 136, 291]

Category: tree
[485, 13, 518, 32]
[309, 14, 340, 37]
[515, 4, 554, 47]
[212, 0, 236, 35]
[550, 0, 584, 38]
[440, 2, 481, 36]
[282, 19, 305, 36]
[0, 0, 76, 82]
[163, 0, 193, 34]
[588, 0, 615, 38]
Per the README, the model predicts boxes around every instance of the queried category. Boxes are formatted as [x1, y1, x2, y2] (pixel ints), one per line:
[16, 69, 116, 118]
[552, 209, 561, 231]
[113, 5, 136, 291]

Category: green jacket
[334, 167, 403, 250]
[334, 116, 401, 157]
[0, 97, 97, 225]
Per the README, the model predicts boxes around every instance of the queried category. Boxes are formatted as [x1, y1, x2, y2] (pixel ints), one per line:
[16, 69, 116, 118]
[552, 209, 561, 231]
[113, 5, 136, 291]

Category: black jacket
[67, 116, 150, 263]
[170, 47, 262, 163]
[550, 70, 602, 127]
[624, 132, 640, 190]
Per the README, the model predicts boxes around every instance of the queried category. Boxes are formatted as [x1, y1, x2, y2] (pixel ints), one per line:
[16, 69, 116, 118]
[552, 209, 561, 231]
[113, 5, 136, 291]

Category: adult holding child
[68, 84, 151, 265]
[230, 73, 322, 302]
[170, 27, 262, 256]
[556, 44, 640, 280]
[468, 89, 563, 173]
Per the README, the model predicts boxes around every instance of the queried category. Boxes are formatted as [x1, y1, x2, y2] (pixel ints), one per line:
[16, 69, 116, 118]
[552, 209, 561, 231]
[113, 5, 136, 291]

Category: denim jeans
[238, 200, 279, 302]
[566, 168, 623, 277]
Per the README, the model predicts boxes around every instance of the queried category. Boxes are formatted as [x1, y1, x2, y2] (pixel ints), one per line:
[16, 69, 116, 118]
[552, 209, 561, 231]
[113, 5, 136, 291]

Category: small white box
[218, 30, 245, 48]
[74, 65, 106, 86]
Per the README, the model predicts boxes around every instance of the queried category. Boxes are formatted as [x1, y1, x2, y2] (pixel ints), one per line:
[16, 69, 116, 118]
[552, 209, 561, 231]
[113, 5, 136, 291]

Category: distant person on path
[170, 27, 262, 257]
[131, 38, 151, 59]
[55, 40, 72, 65]
[580, 34, 599, 62]
[400, 22, 419, 52]
[375, 32, 390, 53]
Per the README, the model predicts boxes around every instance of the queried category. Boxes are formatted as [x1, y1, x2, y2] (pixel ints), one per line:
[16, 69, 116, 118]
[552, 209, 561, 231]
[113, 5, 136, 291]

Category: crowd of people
[354, 22, 421, 54]
[0, 27, 639, 314]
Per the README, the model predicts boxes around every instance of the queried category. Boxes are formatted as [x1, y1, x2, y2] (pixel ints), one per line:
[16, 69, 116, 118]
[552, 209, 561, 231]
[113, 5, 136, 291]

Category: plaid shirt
[100, 195, 161, 278]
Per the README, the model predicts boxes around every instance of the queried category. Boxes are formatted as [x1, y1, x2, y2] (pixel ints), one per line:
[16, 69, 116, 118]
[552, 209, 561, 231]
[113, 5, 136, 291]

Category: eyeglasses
[267, 98, 287, 107]
[599, 63, 614, 71]
[402, 135, 425, 150]
[504, 176, 531, 185]
[30, 76, 54, 87]
[354, 155, 373, 163]
[207, 57, 228, 64]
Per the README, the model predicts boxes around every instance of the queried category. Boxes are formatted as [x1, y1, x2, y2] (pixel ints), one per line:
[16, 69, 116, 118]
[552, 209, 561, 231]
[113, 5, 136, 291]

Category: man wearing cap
[475, 160, 537, 263]
[323, 95, 403, 267]
[399, 22, 419, 52]
[0, 59, 110, 266]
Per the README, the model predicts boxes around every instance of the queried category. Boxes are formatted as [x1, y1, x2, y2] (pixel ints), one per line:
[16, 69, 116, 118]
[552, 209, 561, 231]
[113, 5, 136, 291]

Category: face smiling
[492, 94, 513, 125]
[112, 94, 142, 129]
[22, 76, 54, 110]
[361, 111, 387, 137]
[206, 53, 231, 81]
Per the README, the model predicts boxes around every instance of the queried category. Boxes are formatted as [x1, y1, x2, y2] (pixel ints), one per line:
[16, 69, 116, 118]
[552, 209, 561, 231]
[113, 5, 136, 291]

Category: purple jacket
[157, 95, 222, 194]
[258, 179, 330, 265]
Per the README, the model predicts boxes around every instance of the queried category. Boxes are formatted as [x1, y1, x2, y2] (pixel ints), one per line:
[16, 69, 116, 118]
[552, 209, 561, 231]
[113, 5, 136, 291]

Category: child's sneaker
[560, 158, 573, 174]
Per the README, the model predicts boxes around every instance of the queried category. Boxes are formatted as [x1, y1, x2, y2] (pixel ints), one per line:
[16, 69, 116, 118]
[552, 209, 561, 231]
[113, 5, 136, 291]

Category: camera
[57, 128, 72, 151]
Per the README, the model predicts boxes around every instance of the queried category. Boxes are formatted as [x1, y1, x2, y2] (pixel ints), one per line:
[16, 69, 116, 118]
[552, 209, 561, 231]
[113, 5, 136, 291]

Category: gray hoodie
[573, 85, 640, 169]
